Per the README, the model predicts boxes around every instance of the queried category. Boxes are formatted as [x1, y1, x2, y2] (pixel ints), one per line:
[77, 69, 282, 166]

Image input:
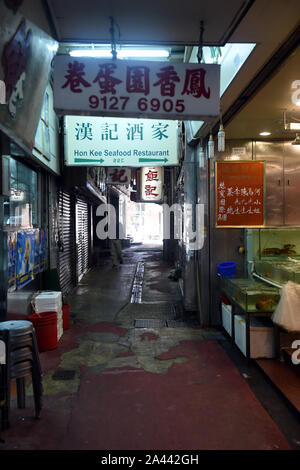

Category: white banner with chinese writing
[64, 115, 179, 166]
[54, 56, 220, 121]
[141, 167, 164, 202]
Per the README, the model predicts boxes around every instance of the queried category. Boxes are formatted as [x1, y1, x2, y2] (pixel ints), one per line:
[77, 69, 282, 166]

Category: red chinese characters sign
[53, 56, 220, 121]
[107, 167, 131, 185]
[215, 161, 265, 227]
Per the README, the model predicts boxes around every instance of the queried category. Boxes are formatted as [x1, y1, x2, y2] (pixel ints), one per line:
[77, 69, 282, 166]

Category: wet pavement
[0, 247, 298, 451]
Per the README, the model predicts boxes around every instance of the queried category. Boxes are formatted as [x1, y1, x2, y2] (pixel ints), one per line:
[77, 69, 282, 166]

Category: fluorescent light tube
[69, 49, 169, 58]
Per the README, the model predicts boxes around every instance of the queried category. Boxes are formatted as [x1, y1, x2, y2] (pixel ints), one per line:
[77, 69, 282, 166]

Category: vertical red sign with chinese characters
[141, 167, 164, 202]
[215, 161, 265, 227]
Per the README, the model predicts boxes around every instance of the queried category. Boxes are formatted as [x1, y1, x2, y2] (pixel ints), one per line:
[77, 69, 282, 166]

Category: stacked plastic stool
[0, 321, 43, 430]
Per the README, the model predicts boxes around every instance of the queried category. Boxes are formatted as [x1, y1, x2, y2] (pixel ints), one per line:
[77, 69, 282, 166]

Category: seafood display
[221, 278, 280, 313]
[254, 259, 300, 285]
[262, 244, 297, 256]
[256, 297, 278, 311]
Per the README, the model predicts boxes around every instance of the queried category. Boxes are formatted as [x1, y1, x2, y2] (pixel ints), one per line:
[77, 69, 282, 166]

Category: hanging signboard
[215, 160, 265, 228]
[0, 4, 57, 154]
[106, 167, 131, 185]
[141, 167, 164, 202]
[64, 115, 179, 166]
[53, 56, 220, 121]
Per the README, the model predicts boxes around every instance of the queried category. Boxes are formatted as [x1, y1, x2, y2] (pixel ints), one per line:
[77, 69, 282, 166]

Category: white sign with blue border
[64, 115, 179, 166]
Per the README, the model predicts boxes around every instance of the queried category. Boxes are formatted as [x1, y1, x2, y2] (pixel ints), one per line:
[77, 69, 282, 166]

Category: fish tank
[222, 278, 280, 312]
[252, 228, 300, 260]
[254, 259, 300, 285]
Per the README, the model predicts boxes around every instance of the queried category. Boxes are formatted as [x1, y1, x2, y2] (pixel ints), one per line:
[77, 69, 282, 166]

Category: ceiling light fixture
[259, 132, 271, 136]
[288, 122, 300, 130]
[218, 122, 225, 151]
[208, 131, 215, 159]
[217, 110, 225, 152]
[69, 49, 170, 58]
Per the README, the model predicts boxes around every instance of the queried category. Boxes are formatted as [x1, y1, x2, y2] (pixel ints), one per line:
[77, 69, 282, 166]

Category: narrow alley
[1, 0, 300, 457]
[1, 246, 298, 451]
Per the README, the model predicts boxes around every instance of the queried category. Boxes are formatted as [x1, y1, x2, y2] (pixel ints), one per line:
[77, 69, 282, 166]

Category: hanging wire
[109, 16, 120, 60]
[219, 106, 223, 126]
[197, 21, 205, 64]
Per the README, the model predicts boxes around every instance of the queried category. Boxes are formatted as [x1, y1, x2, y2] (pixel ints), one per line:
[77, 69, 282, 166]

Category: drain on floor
[134, 319, 167, 328]
[166, 319, 200, 328]
[131, 262, 145, 304]
[167, 320, 189, 328]
[52, 370, 76, 380]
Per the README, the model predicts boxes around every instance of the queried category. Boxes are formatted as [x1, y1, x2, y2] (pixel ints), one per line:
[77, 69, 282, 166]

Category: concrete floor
[0, 248, 299, 450]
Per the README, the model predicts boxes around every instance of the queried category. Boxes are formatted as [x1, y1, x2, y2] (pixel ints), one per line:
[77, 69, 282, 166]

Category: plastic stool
[0, 321, 43, 430]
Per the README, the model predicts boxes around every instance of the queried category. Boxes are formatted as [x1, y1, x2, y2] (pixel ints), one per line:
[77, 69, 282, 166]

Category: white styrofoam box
[234, 314, 275, 358]
[34, 291, 62, 313]
[56, 306, 63, 341]
[221, 303, 232, 336]
[33, 291, 63, 341]
[56, 307, 63, 341]
[57, 324, 63, 341]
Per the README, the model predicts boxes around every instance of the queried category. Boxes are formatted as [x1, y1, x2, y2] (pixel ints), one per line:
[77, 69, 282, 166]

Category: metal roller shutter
[58, 189, 76, 296]
[76, 198, 89, 282]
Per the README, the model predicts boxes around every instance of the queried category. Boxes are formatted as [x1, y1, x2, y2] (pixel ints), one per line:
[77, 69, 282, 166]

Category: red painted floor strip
[2, 339, 288, 450]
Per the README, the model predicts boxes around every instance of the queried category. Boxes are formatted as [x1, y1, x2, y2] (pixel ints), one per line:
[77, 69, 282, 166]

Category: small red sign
[215, 161, 265, 227]
[107, 167, 131, 185]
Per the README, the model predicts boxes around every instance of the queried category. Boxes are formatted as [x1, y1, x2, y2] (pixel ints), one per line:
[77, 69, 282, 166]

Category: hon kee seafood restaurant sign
[64, 115, 179, 166]
[53, 56, 220, 121]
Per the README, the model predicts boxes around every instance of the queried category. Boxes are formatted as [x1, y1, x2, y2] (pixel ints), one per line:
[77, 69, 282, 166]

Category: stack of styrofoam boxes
[234, 315, 275, 359]
[221, 302, 232, 337]
[222, 302, 275, 358]
[33, 291, 63, 342]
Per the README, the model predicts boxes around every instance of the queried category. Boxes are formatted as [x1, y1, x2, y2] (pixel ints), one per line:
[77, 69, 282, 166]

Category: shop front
[202, 41, 300, 409]
[0, 4, 59, 320]
[4, 146, 47, 319]
[1, 76, 61, 319]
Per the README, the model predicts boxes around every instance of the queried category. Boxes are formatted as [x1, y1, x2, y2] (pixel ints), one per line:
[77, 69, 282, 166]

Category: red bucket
[62, 304, 70, 330]
[29, 312, 58, 352]
[220, 294, 231, 306]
